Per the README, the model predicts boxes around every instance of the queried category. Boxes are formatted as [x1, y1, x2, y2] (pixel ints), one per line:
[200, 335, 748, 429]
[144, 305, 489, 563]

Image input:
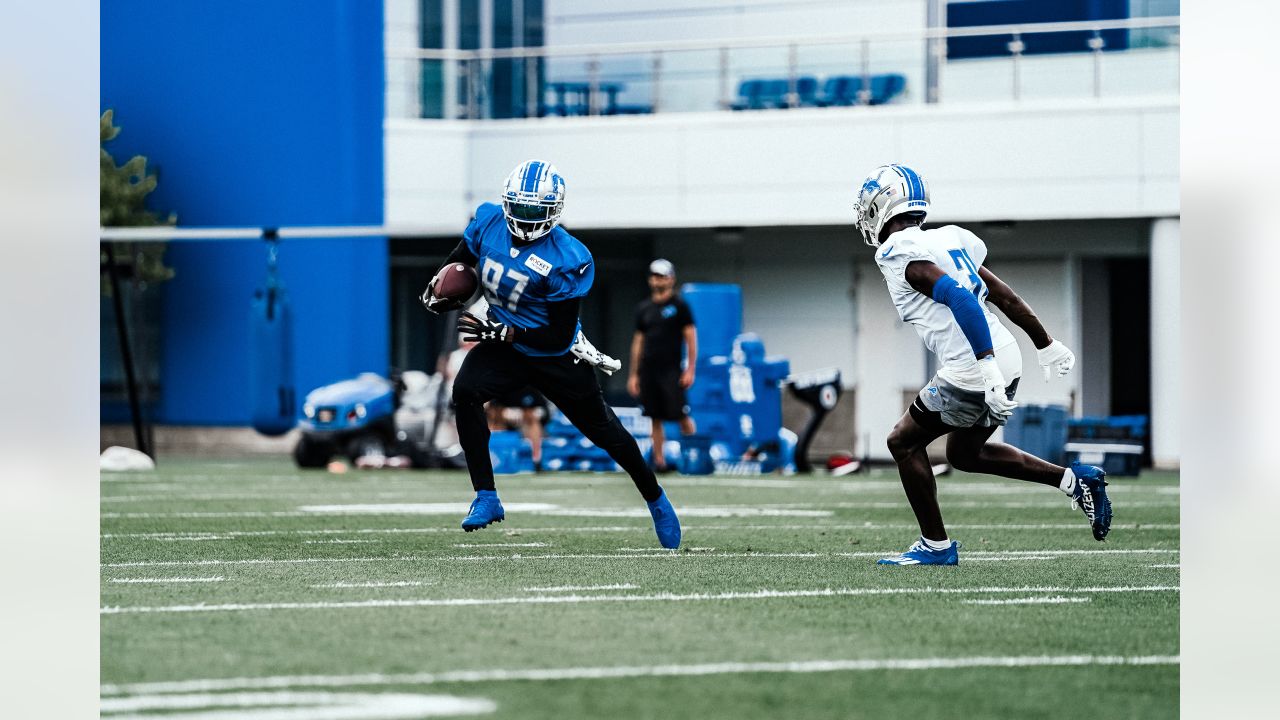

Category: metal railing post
[587, 55, 601, 116]
[718, 46, 730, 110]
[787, 43, 799, 108]
[858, 38, 871, 105]
[651, 51, 663, 113]
[525, 54, 539, 117]
[467, 58, 481, 119]
[1088, 30, 1105, 98]
[1008, 33, 1024, 100]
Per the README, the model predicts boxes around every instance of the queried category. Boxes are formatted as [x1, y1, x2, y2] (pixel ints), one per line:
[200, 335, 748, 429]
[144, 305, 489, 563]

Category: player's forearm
[442, 240, 479, 270]
[995, 295, 1052, 349]
[931, 274, 994, 358]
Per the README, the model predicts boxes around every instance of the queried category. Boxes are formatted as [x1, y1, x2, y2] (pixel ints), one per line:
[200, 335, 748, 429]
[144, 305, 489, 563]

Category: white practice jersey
[874, 225, 1018, 391]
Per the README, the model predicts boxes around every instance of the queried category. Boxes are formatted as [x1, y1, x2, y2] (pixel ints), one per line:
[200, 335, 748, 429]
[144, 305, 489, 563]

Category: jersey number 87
[481, 258, 530, 311]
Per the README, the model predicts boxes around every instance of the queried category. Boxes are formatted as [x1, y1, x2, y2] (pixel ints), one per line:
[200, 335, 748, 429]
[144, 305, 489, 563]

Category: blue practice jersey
[463, 202, 595, 357]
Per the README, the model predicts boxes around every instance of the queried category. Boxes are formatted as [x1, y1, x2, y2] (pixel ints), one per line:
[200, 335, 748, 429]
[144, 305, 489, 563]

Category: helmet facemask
[502, 197, 562, 243]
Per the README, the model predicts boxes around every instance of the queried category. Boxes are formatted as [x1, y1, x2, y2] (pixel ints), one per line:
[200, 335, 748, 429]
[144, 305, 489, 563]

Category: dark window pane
[420, 0, 443, 49]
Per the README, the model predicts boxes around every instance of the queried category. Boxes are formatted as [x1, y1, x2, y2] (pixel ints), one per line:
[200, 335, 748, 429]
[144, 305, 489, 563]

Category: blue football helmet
[501, 160, 565, 242]
[852, 163, 930, 247]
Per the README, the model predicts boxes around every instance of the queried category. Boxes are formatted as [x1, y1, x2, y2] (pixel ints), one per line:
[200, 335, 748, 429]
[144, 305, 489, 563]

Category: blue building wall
[101, 1, 387, 425]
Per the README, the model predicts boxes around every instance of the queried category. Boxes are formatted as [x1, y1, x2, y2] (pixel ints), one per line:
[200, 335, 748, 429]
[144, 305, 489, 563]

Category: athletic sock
[1059, 467, 1078, 495]
[921, 536, 951, 551]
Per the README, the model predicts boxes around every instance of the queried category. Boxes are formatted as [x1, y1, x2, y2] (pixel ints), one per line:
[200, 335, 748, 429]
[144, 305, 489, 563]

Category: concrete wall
[386, 97, 1178, 231]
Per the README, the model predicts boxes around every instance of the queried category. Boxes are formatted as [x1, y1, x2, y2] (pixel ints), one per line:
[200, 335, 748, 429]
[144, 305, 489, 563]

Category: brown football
[431, 263, 479, 308]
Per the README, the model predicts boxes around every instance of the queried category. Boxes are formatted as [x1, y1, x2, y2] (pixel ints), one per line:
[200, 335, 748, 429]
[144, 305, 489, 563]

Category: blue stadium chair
[758, 79, 790, 108]
[729, 79, 768, 110]
[794, 76, 820, 106]
[868, 74, 907, 105]
[816, 76, 856, 106]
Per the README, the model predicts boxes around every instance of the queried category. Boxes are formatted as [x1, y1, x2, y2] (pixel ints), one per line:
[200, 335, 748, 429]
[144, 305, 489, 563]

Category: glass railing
[385, 16, 1178, 120]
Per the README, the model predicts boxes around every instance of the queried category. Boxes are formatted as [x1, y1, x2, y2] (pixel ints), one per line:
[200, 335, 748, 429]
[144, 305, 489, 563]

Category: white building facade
[382, 0, 1180, 466]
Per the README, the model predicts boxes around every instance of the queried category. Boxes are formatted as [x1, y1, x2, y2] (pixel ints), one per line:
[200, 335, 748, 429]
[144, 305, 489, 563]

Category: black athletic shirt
[635, 295, 694, 373]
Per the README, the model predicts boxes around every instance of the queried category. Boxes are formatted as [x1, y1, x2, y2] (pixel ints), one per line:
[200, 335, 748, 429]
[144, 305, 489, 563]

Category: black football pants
[451, 342, 662, 502]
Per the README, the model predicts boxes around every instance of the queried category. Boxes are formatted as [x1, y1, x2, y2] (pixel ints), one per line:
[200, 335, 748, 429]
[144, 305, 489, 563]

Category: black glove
[420, 276, 463, 315]
[458, 311, 511, 343]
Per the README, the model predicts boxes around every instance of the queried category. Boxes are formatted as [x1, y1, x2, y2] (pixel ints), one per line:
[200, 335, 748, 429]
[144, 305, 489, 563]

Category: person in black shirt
[627, 259, 697, 473]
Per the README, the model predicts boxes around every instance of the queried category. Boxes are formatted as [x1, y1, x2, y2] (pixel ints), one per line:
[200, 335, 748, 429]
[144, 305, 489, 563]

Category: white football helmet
[501, 159, 565, 242]
[852, 163, 930, 247]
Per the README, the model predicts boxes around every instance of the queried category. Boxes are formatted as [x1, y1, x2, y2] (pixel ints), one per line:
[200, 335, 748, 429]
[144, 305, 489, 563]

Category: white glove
[570, 331, 622, 375]
[977, 356, 1018, 419]
[1037, 339, 1076, 381]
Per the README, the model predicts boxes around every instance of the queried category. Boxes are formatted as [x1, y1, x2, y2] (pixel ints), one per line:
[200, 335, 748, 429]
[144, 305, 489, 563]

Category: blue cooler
[678, 434, 715, 475]
[1003, 404, 1069, 465]
[489, 430, 534, 474]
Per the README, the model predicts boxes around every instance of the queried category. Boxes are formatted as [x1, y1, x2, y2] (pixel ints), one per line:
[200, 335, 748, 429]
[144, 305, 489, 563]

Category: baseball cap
[649, 259, 675, 277]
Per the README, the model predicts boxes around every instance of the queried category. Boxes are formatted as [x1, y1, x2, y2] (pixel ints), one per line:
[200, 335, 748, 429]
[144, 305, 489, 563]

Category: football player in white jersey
[854, 164, 1112, 566]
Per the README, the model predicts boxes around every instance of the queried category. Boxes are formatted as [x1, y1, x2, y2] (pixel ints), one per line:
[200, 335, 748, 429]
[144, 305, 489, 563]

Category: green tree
[100, 109, 176, 287]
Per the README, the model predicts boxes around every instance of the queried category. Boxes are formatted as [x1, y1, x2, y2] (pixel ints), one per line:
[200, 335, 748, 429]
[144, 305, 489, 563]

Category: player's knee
[886, 428, 913, 461]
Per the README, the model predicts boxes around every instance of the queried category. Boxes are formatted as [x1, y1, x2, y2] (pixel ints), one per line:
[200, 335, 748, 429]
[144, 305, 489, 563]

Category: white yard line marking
[100, 585, 1177, 615]
[452, 543, 549, 548]
[543, 507, 835, 518]
[310, 581, 435, 589]
[102, 501, 1178, 519]
[963, 597, 1092, 606]
[107, 577, 226, 584]
[100, 654, 1180, 696]
[299, 503, 558, 515]
[101, 523, 1179, 539]
[101, 547, 1179, 568]
[303, 539, 380, 544]
[99, 690, 496, 718]
[1149, 563, 1180, 568]
[962, 556, 1057, 563]
[522, 584, 639, 593]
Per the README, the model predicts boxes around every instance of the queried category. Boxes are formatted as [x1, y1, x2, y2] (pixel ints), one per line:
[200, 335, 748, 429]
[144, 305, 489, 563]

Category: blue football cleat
[461, 490, 505, 532]
[1070, 462, 1113, 541]
[647, 488, 681, 549]
[877, 538, 960, 566]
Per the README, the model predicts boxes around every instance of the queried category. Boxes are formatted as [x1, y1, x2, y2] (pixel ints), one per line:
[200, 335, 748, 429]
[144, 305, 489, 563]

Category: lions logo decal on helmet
[501, 160, 566, 242]
[853, 163, 930, 247]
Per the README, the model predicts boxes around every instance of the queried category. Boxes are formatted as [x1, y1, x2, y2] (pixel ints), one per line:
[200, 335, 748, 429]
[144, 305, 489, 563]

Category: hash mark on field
[452, 542, 549, 548]
[99, 585, 1178, 615]
[303, 539, 380, 544]
[963, 596, 1092, 605]
[310, 581, 435, 589]
[1149, 563, 1180, 568]
[107, 577, 225, 584]
[523, 584, 640, 593]
[100, 654, 1181, 695]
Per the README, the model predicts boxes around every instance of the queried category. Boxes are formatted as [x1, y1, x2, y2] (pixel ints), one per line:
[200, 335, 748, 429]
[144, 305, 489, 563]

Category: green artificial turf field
[100, 459, 1179, 719]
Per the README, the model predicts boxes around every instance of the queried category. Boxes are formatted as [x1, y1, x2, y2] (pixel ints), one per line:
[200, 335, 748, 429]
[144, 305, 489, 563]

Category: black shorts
[455, 343, 605, 417]
[639, 368, 688, 421]
[491, 386, 547, 410]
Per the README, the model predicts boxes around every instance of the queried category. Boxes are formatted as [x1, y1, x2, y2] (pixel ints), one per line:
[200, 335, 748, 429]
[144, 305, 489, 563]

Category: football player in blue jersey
[421, 159, 681, 549]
